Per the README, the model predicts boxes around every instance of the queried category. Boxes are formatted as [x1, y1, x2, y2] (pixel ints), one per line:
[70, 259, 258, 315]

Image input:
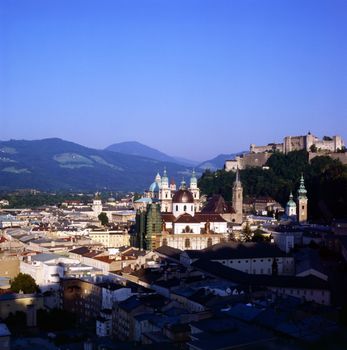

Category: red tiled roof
[175, 213, 201, 223]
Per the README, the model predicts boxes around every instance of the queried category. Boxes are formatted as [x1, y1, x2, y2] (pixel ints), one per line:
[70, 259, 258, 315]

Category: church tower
[92, 193, 103, 217]
[297, 174, 308, 223]
[232, 169, 243, 223]
[189, 170, 200, 211]
[160, 168, 172, 212]
[285, 192, 297, 219]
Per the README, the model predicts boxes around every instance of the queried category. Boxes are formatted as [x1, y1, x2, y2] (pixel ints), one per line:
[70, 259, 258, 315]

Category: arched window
[191, 206, 193, 211]
[162, 238, 168, 246]
[176, 205, 178, 211]
[185, 238, 190, 248]
[165, 193, 168, 198]
[207, 238, 212, 247]
[185, 225, 190, 233]
[184, 205, 187, 211]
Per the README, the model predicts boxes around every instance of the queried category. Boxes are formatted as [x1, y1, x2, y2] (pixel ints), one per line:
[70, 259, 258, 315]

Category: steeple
[180, 178, 187, 190]
[297, 174, 308, 223]
[235, 167, 241, 184]
[232, 168, 243, 223]
[161, 167, 169, 188]
[297, 174, 307, 199]
[190, 169, 197, 189]
[285, 191, 297, 218]
[155, 172, 161, 184]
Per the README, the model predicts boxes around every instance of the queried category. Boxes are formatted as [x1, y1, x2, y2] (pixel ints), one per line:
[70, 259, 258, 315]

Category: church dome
[286, 192, 296, 208]
[172, 189, 194, 203]
[149, 182, 160, 192]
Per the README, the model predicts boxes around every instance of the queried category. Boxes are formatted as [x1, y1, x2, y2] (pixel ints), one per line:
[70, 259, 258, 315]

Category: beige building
[89, 229, 130, 248]
[225, 133, 345, 172]
[0, 253, 20, 279]
[251, 132, 344, 155]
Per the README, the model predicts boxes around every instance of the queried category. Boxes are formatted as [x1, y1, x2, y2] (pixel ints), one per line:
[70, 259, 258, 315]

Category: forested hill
[198, 150, 347, 222]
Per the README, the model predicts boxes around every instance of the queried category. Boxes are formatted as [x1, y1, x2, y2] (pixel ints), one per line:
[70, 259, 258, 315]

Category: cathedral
[133, 169, 244, 251]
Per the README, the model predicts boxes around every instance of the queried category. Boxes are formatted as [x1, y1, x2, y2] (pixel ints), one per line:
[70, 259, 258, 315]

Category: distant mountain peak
[105, 141, 198, 167]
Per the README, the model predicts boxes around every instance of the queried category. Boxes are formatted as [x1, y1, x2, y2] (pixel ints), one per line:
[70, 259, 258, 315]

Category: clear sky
[1, 0, 346, 161]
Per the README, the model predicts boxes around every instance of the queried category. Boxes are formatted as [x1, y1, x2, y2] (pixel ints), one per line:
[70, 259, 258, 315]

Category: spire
[161, 167, 169, 188]
[155, 172, 161, 183]
[190, 169, 197, 187]
[235, 167, 241, 183]
[233, 167, 241, 188]
[297, 174, 307, 199]
[180, 177, 187, 190]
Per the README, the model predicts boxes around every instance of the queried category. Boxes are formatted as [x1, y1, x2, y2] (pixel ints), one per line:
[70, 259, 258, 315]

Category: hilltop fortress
[225, 132, 345, 171]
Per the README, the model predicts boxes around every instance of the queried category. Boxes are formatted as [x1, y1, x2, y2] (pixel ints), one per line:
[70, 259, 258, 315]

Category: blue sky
[1, 0, 346, 161]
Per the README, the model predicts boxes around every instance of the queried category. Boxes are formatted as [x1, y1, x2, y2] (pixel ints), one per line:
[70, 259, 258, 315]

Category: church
[134, 169, 202, 213]
[284, 174, 308, 223]
[133, 169, 244, 251]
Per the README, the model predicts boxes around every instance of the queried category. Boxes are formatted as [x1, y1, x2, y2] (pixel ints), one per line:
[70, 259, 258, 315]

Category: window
[165, 193, 168, 198]
[185, 238, 191, 248]
[184, 205, 187, 211]
[302, 205, 304, 209]
[207, 238, 212, 247]
[162, 238, 168, 246]
[176, 205, 178, 211]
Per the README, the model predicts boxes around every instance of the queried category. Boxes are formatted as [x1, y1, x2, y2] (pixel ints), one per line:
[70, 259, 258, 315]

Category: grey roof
[186, 242, 288, 260]
[189, 316, 273, 350]
[31, 253, 60, 262]
[192, 259, 329, 290]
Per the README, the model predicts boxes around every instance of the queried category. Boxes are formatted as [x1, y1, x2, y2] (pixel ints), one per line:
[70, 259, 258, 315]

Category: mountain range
[105, 141, 199, 167]
[0, 138, 242, 192]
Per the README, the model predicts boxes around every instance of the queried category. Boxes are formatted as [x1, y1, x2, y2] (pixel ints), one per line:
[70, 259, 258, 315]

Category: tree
[98, 212, 109, 226]
[241, 222, 252, 242]
[310, 144, 317, 153]
[10, 273, 39, 293]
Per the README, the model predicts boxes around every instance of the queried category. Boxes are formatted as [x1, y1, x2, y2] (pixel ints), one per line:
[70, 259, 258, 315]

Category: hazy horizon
[1, 0, 346, 161]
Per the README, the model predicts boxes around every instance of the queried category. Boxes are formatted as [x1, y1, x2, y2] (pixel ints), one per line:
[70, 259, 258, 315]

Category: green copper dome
[286, 192, 296, 208]
[297, 174, 307, 199]
[162, 168, 168, 183]
[190, 169, 197, 185]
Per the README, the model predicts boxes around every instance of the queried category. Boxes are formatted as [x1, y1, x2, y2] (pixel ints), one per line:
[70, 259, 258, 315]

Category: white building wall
[269, 286, 330, 305]
[214, 256, 294, 275]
